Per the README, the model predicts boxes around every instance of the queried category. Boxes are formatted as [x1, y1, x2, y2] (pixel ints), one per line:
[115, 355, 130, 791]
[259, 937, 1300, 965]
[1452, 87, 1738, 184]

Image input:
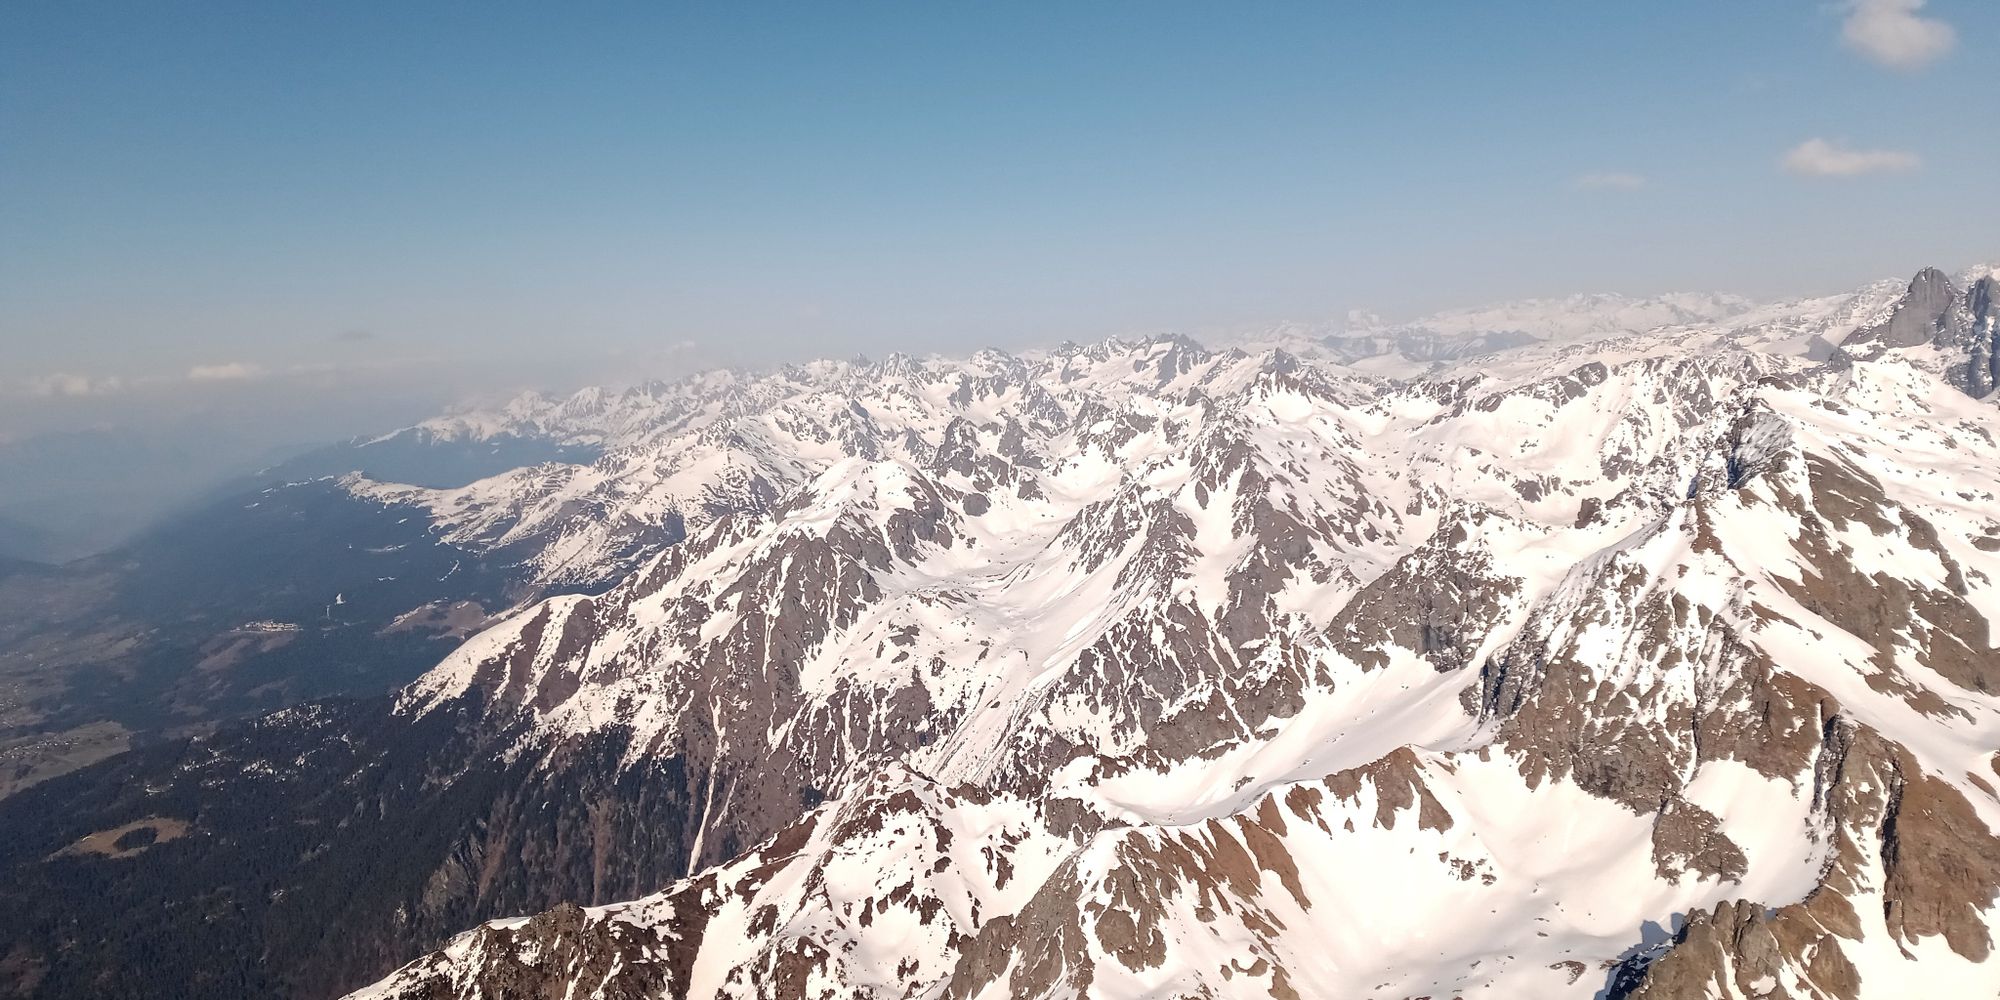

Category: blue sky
[2, 1, 1995, 417]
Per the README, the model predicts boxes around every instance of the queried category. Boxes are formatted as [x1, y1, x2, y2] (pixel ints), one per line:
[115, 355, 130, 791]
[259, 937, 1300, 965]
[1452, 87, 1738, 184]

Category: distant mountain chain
[5, 266, 2000, 1000]
[345, 268, 1989, 590]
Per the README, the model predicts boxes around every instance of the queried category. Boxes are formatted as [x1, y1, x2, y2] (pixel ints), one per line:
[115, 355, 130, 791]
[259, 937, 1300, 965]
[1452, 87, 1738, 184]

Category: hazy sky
[3, 1, 1996, 436]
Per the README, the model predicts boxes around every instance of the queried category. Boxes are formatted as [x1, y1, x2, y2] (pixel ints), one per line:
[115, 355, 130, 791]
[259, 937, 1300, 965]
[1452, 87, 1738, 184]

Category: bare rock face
[1615, 719, 2000, 999]
[1968, 276, 2000, 397]
[1843, 267, 1964, 353]
[373, 901, 683, 1000]
[1651, 797, 1747, 884]
[1723, 405, 1793, 488]
[1614, 897, 1862, 1000]
[1839, 267, 2000, 397]
[1334, 513, 1521, 675]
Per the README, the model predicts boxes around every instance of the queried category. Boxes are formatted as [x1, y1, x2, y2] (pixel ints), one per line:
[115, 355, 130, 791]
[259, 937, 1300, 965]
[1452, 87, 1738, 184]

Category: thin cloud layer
[1842, 0, 1956, 71]
[14, 362, 267, 400]
[1781, 138, 1920, 177]
[25, 373, 126, 398]
[186, 362, 267, 382]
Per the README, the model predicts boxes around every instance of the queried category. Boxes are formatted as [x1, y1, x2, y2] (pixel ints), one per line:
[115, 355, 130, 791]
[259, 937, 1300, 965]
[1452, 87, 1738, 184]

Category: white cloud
[25, 373, 125, 397]
[1842, 0, 1956, 71]
[1576, 172, 1647, 190]
[1781, 138, 1920, 177]
[186, 362, 266, 382]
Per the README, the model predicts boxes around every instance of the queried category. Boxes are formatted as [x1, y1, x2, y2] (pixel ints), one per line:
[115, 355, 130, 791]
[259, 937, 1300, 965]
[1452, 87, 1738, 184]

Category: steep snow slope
[348, 268, 2000, 1000]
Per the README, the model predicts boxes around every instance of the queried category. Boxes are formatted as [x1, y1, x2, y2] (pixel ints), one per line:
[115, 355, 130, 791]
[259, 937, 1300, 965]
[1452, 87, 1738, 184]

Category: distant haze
[2, 2, 1995, 555]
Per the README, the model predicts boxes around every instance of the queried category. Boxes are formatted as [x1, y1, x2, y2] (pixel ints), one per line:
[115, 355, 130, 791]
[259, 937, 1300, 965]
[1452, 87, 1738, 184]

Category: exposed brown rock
[1651, 798, 1747, 883]
[1324, 748, 1452, 832]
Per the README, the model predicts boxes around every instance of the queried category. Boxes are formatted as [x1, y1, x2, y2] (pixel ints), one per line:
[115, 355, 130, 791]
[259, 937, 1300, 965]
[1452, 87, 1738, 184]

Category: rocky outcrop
[1843, 267, 1963, 353]
[1839, 267, 2000, 397]
[1967, 276, 2000, 397]
[1614, 719, 2000, 998]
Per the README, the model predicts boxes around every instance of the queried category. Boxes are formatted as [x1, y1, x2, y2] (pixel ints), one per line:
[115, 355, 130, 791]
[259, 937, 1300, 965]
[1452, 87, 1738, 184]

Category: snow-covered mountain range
[4, 267, 1996, 1000]
[337, 268, 1985, 589]
[307, 266, 2000, 999]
